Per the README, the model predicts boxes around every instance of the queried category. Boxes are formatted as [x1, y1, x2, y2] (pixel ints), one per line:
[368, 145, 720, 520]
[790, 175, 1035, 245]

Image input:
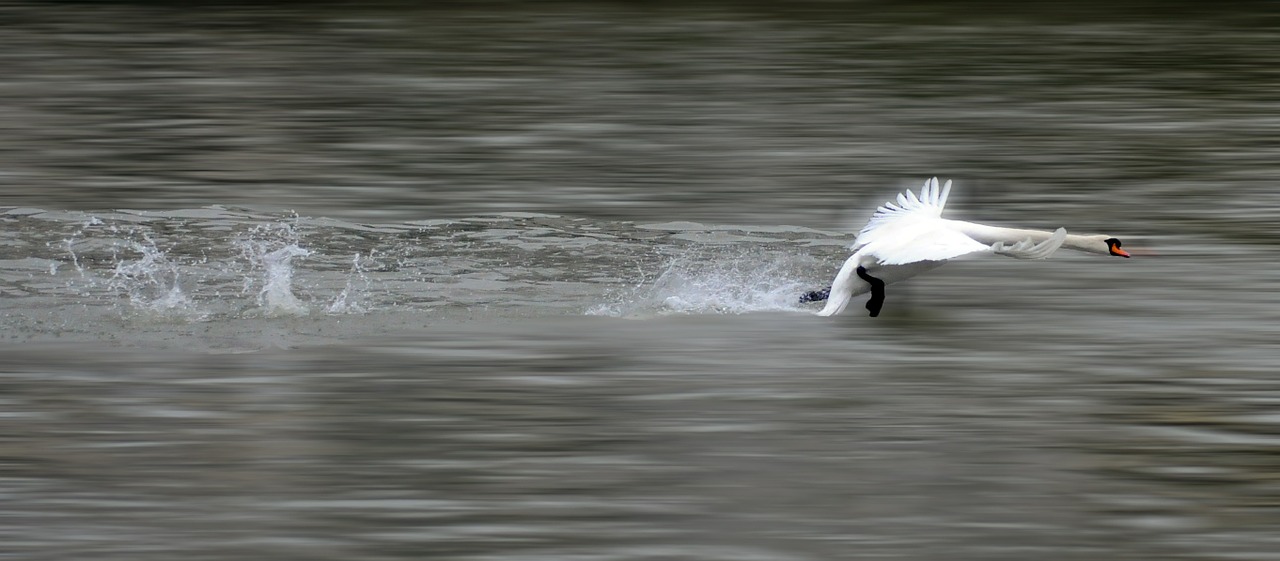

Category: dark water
[3, 2, 1280, 560]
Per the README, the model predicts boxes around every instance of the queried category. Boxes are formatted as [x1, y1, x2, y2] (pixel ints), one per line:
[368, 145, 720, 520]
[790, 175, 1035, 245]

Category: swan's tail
[799, 286, 830, 303]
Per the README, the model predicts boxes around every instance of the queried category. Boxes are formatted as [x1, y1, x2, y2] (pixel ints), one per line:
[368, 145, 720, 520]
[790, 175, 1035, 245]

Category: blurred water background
[3, 1, 1280, 560]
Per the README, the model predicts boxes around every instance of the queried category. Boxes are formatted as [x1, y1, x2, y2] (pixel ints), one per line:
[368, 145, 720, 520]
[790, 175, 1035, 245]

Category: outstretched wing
[860, 222, 990, 265]
[850, 178, 1068, 266]
[863, 225, 1067, 266]
[853, 177, 952, 251]
[992, 227, 1067, 260]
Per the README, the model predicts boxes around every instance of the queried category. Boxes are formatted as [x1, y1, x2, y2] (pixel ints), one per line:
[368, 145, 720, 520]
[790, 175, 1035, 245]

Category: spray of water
[326, 252, 372, 315]
[60, 217, 103, 282]
[588, 246, 814, 317]
[106, 235, 204, 319]
[237, 222, 312, 317]
[52, 218, 204, 318]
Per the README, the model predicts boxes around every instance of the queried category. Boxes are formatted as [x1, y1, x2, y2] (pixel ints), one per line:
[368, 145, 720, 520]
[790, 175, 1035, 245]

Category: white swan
[804, 177, 1130, 317]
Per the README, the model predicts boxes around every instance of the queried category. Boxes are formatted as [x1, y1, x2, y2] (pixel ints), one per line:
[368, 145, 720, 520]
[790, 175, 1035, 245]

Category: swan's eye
[1104, 238, 1130, 258]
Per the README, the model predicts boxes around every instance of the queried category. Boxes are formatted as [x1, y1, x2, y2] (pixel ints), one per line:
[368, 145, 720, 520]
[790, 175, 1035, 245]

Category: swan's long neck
[946, 220, 1109, 255]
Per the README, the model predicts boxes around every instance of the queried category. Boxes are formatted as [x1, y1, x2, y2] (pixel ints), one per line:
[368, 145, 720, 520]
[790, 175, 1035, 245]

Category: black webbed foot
[799, 287, 831, 303]
[855, 266, 885, 317]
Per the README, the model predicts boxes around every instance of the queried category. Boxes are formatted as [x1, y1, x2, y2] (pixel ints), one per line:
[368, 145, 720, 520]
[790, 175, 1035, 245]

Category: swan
[803, 177, 1130, 317]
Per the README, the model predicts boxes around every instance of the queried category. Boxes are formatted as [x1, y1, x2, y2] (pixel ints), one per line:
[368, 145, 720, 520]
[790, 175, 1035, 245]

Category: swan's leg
[799, 287, 830, 303]
[855, 266, 885, 317]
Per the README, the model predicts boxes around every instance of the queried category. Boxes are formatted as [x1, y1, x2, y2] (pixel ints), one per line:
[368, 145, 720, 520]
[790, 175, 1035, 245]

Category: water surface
[2, 2, 1280, 560]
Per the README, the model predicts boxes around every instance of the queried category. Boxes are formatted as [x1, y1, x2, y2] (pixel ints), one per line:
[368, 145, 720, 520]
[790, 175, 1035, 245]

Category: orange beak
[1112, 246, 1131, 258]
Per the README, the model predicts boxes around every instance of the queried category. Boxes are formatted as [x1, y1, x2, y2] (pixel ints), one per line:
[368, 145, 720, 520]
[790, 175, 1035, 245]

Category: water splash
[326, 252, 372, 315]
[60, 216, 103, 282]
[237, 222, 312, 317]
[106, 235, 203, 319]
[589, 247, 814, 317]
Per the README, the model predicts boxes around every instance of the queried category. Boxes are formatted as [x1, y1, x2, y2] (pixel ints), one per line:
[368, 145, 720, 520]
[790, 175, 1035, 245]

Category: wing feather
[992, 227, 1067, 260]
[854, 177, 954, 250]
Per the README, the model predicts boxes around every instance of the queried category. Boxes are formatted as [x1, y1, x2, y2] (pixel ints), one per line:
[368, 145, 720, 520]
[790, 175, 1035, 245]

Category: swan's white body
[815, 178, 1125, 316]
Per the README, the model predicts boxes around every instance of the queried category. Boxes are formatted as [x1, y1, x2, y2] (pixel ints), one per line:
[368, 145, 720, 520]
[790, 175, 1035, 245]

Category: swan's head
[1061, 234, 1132, 257]
[1104, 237, 1130, 258]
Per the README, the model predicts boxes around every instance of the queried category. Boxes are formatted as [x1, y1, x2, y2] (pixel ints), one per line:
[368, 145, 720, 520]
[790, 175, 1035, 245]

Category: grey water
[3, 2, 1280, 560]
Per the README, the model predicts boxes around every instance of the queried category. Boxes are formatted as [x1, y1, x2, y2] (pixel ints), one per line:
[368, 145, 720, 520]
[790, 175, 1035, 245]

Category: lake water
[3, 2, 1280, 560]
